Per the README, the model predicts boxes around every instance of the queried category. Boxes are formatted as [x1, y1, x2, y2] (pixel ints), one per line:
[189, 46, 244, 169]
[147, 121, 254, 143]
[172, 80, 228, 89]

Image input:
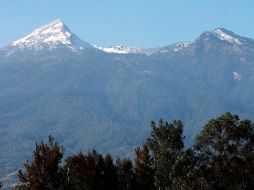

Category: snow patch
[233, 71, 241, 81]
[142, 70, 152, 75]
[93, 42, 191, 55]
[213, 29, 242, 45]
[173, 41, 191, 52]
[96, 45, 141, 54]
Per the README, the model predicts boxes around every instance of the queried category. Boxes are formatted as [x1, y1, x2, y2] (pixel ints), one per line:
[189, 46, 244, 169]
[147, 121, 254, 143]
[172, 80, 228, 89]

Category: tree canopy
[11, 112, 254, 190]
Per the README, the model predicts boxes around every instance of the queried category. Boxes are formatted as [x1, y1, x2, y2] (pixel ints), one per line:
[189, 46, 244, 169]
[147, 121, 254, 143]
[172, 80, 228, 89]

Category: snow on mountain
[161, 41, 191, 53]
[9, 19, 93, 52]
[94, 45, 142, 54]
[233, 71, 241, 81]
[212, 28, 243, 45]
[94, 42, 191, 55]
[3, 23, 247, 57]
[172, 41, 191, 51]
[93, 45, 160, 55]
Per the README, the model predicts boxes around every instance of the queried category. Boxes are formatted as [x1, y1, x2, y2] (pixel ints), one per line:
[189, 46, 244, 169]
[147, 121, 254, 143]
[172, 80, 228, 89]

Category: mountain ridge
[2, 19, 250, 56]
[1, 20, 254, 186]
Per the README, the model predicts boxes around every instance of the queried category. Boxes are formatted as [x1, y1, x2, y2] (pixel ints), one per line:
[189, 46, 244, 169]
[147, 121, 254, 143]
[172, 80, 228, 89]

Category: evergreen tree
[196, 112, 254, 190]
[63, 151, 99, 190]
[169, 149, 209, 190]
[13, 112, 254, 190]
[15, 135, 64, 190]
[116, 158, 135, 190]
[62, 150, 117, 190]
[147, 119, 184, 190]
[103, 154, 118, 190]
[133, 144, 155, 190]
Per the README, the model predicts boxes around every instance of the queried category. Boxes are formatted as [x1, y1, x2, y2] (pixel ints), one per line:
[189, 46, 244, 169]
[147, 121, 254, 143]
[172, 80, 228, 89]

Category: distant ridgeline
[4, 113, 254, 190]
[1, 20, 254, 184]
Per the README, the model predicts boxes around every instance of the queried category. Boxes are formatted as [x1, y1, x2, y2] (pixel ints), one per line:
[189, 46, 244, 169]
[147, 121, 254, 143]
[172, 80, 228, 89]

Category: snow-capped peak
[10, 19, 93, 51]
[212, 28, 242, 45]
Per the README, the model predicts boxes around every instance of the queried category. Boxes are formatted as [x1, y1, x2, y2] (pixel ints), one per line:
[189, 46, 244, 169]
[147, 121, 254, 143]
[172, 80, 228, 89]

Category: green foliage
[196, 112, 254, 190]
[13, 113, 254, 190]
[169, 149, 208, 190]
[147, 119, 184, 189]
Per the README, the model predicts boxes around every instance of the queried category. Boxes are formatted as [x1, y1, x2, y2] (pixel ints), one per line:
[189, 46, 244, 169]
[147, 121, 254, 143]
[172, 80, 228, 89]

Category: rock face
[1, 20, 254, 184]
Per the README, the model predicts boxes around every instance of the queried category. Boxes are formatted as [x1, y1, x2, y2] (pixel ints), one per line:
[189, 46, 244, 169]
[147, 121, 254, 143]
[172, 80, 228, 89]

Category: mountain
[9, 19, 93, 51]
[1, 20, 254, 185]
[94, 42, 192, 55]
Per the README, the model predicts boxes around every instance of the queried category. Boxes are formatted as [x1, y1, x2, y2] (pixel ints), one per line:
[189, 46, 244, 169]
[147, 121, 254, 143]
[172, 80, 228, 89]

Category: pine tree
[116, 158, 135, 190]
[147, 119, 184, 190]
[133, 144, 155, 190]
[62, 150, 118, 190]
[102, 154, 118, 190]
[15, 135, 64, 190]
[196, 112, 254, 190]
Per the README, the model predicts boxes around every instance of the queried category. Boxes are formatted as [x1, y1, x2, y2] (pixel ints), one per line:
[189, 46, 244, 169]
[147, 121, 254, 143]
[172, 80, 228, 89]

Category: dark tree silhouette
[13, 112, 254, 190]
[196, 112, 254, 190]
[133, 144, 155, 190]
[15, 135, 64, 190]
[62, 150, 118, 190]
[116, 158, 135, 190]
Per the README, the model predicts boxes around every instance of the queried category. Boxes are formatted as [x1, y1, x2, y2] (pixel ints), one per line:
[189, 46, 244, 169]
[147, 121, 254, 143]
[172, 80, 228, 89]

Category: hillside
[1, 20, 254, 182]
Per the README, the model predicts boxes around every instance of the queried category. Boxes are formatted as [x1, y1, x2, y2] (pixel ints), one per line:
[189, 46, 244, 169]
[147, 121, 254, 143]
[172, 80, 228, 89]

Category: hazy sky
[0, 0, 254, 48]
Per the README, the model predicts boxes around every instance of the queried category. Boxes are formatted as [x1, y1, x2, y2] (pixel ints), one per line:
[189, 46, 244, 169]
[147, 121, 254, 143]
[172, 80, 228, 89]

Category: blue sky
[0, 0, 254, 48]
